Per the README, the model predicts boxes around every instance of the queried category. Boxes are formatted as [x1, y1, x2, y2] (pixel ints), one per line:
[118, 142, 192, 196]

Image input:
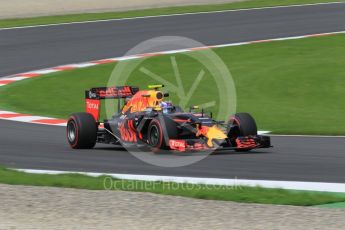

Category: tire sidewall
[228, 113, 257, 137]
[148, 119, 164, 149]
[67, 117, 79, 148]
[67, 113, 97, 149]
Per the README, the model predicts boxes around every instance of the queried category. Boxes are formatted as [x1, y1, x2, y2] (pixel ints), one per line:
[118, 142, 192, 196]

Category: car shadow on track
[94, 145, 273, 156]
[211, 150, 273, 156]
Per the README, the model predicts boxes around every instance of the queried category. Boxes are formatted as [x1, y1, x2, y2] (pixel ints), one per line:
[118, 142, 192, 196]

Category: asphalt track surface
[1, 3, 345, 182]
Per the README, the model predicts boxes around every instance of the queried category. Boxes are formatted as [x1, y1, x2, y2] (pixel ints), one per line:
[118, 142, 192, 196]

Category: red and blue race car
[67, 85, 271, 152]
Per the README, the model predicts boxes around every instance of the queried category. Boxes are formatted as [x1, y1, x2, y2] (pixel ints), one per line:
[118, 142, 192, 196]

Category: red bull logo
[122, 90, 163, 113]
[119, 120, 137, 143]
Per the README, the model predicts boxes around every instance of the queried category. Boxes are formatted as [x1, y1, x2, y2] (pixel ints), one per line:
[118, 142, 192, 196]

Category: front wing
[168, 135, 271, 152]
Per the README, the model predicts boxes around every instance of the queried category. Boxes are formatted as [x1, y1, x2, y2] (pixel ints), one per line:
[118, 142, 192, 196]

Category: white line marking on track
[5, 116, 51, 122]
[28, 69, 60, 74]
[71, 63, 98, 68]
[0, 2, 344, 31]
[0, 76, 29, 81]
[258, 131, 271, 135]
[114, 56, 142, 61]
[14, 168, 345, 193]
[0, 111, 17, 114]
[161, 49, 191, 54]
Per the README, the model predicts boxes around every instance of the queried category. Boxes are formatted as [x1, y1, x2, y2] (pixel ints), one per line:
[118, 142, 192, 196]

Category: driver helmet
[161, 101, 173, 114]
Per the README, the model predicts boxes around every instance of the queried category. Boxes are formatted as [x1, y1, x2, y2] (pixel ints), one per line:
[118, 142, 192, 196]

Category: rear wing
[85, 86, 139, 121]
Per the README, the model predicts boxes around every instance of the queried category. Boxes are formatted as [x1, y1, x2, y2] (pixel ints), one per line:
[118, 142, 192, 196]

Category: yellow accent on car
[205, 125, 227, 147]
[148, 84, 164, 89]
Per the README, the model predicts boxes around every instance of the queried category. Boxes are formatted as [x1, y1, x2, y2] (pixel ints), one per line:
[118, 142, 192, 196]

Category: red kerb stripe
[0, 80, 15, 84]
[53, 66, 76, 70]
[0, 114, 31, 118]
[16, 73, 41, 77]
[91, 59, 116, 64]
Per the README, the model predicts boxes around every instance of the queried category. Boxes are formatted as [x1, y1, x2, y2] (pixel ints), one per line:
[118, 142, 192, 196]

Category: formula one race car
[67, 85, 271, 152]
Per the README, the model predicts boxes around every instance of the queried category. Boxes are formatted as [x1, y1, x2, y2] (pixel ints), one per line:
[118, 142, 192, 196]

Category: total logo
[86, 101, 99, 110]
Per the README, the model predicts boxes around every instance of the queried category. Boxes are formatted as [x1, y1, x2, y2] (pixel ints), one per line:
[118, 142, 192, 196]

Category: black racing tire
[67, 112, 97, 149]
[148, 117, 179, 150]
[148, 119, 167, 149]
[228, 113, 258, 137]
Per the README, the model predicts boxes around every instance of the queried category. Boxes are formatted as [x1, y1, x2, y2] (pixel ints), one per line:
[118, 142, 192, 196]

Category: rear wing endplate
[85, 86, 139, 121]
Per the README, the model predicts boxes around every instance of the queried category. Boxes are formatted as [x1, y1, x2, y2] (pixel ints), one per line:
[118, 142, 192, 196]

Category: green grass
[1, 166, 345, 206]
[316, 202, 345, 208]
[1, 34, 345, 135]
[0, 0, 343, 28]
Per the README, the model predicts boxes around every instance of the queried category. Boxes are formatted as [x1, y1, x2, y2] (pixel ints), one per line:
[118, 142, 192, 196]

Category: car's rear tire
[67, 112, 97, 149]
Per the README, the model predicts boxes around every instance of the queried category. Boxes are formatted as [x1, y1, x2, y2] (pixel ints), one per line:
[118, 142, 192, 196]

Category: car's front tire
[148, 119, 164, 149]
[227, 113, 258, 151]
[227, 112, 257, 137]
[67, 112, 97, 149]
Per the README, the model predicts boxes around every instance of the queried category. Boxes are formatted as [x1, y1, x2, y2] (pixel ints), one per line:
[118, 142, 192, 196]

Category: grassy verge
[317, 202, 345, 208]
[0, 0, 344, 29]
[1, 167, 345, 206]
[1, 34, 345, 134]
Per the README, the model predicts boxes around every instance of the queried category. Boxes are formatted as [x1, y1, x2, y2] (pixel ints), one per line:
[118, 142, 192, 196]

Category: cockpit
[160, 101, 175, 114]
